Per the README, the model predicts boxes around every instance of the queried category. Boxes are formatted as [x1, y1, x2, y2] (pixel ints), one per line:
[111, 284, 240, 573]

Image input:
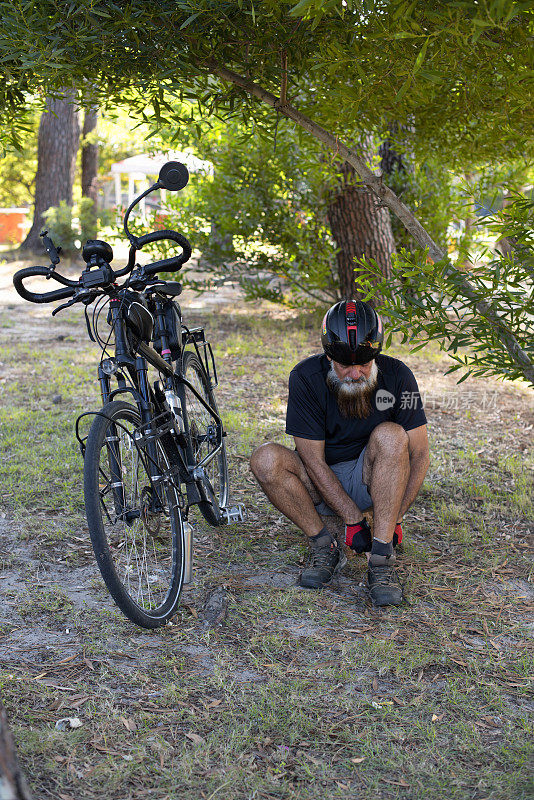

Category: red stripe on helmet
[346, 301, 358, 350]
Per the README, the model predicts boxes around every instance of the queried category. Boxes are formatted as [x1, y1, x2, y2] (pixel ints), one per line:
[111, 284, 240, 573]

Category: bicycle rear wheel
[84, 400, 184, 628]
[182, 351, 229, 525]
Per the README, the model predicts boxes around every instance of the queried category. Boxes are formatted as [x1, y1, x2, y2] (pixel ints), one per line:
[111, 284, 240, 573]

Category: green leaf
[180, 12, 202, 30]
[456, 370, 473, 384]
[395, 76, 412, 102]
[413, 38, 429, 74]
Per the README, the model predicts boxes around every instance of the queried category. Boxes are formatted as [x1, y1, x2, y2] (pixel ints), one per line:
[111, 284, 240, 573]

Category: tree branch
[205, 61, 534, 384]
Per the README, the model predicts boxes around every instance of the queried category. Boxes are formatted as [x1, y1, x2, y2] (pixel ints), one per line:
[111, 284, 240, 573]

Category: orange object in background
[0, 208, 29, 244]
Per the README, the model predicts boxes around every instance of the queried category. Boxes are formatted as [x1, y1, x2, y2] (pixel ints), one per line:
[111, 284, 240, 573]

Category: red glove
[393, 522, 403, 547]
[345, 518, 372, 553]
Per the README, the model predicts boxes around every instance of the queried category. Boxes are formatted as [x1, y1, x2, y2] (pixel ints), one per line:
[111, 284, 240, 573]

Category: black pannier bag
[152, 299, 183, 360]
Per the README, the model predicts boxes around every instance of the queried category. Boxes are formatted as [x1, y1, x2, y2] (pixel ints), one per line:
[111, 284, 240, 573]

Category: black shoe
[367, 554, 403, 606]
[299, 541, 347, 589]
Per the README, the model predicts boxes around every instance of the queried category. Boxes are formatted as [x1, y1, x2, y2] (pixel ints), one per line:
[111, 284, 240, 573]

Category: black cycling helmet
[321, 299, 383, 365]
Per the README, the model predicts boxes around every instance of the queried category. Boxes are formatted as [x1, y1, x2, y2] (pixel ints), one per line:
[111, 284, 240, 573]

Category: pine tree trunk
[81, 105, 98, 204]
[327, 138, 396, 301]
[21, 91, 80, 252]
[0, 701, 32, 799]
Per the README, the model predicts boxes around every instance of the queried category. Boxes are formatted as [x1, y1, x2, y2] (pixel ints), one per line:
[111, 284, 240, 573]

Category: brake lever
[51, 290, 97, 316]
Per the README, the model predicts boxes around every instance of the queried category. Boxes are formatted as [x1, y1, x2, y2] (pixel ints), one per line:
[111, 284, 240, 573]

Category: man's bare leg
[249, 443, 325, 538]
[250, 443, 348, 588]
[363, 422, 410, 544]
[362, 422, 409, 606]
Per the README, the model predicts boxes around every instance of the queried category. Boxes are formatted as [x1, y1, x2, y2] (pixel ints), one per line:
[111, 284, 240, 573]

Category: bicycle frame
[94, 294, 225, 519]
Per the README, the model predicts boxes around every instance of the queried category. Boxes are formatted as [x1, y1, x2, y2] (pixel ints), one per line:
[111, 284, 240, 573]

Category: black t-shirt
[285, 353, 427, 465]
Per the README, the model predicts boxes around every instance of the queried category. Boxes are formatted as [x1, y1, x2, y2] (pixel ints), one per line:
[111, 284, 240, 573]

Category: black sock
[309, 527, 334, 548]
[371, 538, 394, 557]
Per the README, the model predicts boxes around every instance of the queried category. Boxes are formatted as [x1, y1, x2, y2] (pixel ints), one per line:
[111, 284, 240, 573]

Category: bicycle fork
[98, 359, 168, 524]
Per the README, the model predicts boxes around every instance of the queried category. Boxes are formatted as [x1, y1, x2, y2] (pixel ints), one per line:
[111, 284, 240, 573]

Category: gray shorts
[314, 447, 372, 516]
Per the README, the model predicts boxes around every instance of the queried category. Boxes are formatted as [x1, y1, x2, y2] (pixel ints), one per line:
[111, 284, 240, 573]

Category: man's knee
[249, 442, 288, 483]
[368, 422, 408, 455]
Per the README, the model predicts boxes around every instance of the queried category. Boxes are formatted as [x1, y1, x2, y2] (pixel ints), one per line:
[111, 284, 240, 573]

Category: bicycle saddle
[82, 240, 114, 264]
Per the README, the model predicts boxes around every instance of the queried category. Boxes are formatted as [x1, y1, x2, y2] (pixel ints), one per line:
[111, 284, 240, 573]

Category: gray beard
[326, 361, 379, 419]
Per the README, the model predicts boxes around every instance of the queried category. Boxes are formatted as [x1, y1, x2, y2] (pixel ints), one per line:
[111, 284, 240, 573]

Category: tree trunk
[327, 138, 396, 300]
[81, 105, 98, 204]
[21, 91, 80, 252]
[0, 700, 32, 799]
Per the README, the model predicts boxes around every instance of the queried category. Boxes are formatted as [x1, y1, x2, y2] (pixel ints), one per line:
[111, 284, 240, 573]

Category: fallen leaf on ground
[69, 694, 92, 709]
[383, 778, 410, 788]
[185, 732, 205, 745]
[203, 698, 223, 709]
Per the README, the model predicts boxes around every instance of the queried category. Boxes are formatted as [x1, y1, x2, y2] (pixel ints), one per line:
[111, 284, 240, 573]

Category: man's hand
[294, 437, 363, 524]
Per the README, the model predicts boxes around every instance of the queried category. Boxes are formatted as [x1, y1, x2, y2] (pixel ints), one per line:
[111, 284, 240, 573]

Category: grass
[0, 299, 532, 799]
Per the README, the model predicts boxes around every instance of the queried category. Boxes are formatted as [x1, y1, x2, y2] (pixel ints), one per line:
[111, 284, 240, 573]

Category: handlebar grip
[135, 229, 192, 275]
[13, 266, 76, 303]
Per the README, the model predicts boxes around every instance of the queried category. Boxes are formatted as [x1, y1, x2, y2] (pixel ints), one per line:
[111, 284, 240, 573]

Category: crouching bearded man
[250, 300, 430, 606]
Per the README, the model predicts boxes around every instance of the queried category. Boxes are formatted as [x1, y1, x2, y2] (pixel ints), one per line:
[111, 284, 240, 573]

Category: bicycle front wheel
[182, 351, 229, 525]
[84, 400, 185, 628]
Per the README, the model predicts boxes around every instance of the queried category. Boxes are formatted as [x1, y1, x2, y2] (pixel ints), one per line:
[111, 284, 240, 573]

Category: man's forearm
[398, 451, 429, 520]
[303, 460, 363, 524]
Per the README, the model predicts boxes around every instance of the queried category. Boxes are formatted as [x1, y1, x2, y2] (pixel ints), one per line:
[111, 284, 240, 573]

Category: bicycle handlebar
[134, 229, 192, 275]
[13, 266, 77, 303]
[13, 162, 193, 303]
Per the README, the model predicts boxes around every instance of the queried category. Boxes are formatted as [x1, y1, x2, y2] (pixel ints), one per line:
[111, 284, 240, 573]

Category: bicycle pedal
[219, 504, 246, 524]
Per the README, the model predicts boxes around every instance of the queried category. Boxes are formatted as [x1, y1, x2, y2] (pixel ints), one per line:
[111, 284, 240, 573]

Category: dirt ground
[0, 252, 533, 799]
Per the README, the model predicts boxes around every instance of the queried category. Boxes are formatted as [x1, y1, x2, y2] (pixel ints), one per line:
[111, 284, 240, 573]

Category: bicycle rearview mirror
[157, 161, 189, 192]
[124, 161, 190, 244]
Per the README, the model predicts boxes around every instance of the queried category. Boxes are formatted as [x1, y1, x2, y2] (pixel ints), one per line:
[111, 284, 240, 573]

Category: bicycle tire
[182, 351, 229, 526]
[84, 400, 185, 628]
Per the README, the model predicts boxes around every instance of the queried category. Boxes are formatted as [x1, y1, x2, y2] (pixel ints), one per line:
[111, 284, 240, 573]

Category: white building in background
[105, 152, 212, 215]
